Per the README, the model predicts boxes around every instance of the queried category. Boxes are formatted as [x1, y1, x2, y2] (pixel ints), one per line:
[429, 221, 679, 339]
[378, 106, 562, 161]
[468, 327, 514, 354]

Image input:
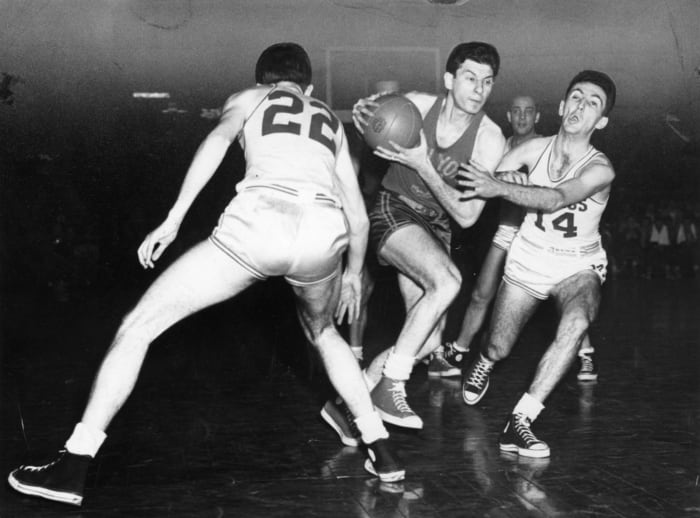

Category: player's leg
[365, 225, 461, 428]
[8, 239, 259, 505]
[454, 243, 507, 351]
[500, 270, 601, 458]
[293, 275, 404, 482]
[349, 266, 374, 361]
[462, 281, 539, 405]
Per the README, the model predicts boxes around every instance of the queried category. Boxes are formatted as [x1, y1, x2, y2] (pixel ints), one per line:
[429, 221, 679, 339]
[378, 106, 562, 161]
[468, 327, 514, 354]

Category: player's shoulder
[477, 113, 506, 144]
[404, 91, 439, 116]
[583, 148, 615, 177]
[222, 85, 272, 115]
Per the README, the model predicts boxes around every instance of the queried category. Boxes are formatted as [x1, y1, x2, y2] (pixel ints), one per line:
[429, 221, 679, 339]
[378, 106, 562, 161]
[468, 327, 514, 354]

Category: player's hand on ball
[336, 270, 362, 325]
[374, 130, 429, 172]
[137, 219, 180, 269]
[352, 96, 380, 134]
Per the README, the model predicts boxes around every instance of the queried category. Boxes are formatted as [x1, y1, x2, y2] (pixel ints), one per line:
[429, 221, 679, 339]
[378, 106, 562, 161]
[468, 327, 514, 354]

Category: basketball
[362, 94, 422, 150]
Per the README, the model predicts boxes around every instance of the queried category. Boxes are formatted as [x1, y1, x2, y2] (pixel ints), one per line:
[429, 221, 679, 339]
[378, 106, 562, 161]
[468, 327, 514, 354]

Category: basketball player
[322, 42, 505, 438]
[458, 70, 616, 458]
[7, 43, 403, 507]
[431, 95, 598, 382]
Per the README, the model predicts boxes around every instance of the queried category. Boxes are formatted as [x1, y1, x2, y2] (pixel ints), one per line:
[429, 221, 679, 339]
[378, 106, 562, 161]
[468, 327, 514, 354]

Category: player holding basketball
[458, 70, 616, 458]
[431, 95, 598, 382]
[322, 42, 505, 438]
[8, 42, 403, 507]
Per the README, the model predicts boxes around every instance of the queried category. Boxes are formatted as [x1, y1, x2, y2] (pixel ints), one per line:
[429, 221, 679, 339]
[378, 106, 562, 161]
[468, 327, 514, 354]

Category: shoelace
[22, 452, 65, 472]
[513, 415, 539, 446]
[389, 381, 412, 413]
[465, 358, 492, 388]
[341, 402, 360, 436]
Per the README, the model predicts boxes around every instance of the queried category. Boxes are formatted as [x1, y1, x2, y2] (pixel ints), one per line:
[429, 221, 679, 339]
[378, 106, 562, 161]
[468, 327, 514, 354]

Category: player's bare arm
[333, 127, 370, 324]
[137, 88, 260, 269]
[458, 154, 614, 212]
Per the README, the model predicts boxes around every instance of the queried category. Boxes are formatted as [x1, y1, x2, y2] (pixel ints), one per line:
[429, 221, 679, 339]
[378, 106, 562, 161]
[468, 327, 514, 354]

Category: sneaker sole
[375, 408, 423, 429]
[499, 443, 550, 458]
[320, 407, 360, 447]
[462, 377, 489, 406]
[577, 373, 598, 382]
[427, 367, 461, 378]
[7, 472, 83, 506]
[363, 459, 406, 482]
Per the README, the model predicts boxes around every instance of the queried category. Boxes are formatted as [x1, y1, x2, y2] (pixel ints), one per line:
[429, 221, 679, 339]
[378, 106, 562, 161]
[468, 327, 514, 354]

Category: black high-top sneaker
[499, 414, 550, 458]
[363, 438, 405, 482]
[8, 450, 92, 506]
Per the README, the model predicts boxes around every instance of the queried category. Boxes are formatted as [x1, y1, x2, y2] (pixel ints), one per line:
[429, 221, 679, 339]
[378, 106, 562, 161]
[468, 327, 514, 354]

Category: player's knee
[470, 285, 494, 308]
[434, 264, 461, 304]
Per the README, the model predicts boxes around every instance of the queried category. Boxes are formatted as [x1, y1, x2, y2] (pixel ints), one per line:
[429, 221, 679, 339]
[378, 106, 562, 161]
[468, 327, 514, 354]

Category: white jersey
[237, 86, 343, 202]
[519, 137, 609, 251]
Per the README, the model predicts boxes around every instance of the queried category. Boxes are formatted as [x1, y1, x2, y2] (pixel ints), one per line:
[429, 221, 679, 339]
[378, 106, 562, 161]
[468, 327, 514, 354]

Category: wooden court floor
[1, 277, 699, 517]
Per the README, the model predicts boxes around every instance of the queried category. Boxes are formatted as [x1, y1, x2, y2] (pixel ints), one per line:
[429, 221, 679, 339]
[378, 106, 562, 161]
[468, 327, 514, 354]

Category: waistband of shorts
[242, 184, 341, 208]
[520, 234, 601, 257]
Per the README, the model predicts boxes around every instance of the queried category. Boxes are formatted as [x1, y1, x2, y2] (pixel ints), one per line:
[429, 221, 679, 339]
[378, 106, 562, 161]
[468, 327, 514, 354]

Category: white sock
[382, 349, 414, 381]
[64, 422, 107, 457]
[513, 393, 545, 422]
[354, 411, 389, 444]
[451, 341, 468, 352]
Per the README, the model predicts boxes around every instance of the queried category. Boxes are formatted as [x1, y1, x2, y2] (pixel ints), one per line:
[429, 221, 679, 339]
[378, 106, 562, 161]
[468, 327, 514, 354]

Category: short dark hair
[255, 42, 312, 89]
[446, 42, 500, 77]
[565, 70, 616, 116]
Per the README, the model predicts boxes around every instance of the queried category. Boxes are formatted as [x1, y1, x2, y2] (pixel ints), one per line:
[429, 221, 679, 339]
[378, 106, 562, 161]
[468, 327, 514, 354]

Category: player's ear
[443, 72, 454, 91]
[595, 116, 609, 130]
[558, 101, 564, 116]
[535, 112, 540, 124]
[304, 84, 314, 96]
[506, 111, 512, 124]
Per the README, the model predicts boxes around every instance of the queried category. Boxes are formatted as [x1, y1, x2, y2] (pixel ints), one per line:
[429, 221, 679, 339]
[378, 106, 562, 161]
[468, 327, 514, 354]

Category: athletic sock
[355, 411, 389, 444]
[65, 422, 107, 457]
[512, 393, 545, 422]
[382, 349, 414, 381]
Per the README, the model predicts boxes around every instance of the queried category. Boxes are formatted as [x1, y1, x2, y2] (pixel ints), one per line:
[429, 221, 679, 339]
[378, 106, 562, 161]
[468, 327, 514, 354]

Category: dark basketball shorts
[368, 189, 451, 264]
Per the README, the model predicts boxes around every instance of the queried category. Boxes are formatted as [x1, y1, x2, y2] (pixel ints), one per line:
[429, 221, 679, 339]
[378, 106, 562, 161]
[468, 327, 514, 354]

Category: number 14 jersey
[519, 136, 609, 252]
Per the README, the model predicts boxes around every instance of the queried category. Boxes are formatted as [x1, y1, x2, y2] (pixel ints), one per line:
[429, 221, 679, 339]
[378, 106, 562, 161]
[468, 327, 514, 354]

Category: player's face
[559, 82, 609, 135]
[445, 59, 495, 115]
[508, 96, 539, 136]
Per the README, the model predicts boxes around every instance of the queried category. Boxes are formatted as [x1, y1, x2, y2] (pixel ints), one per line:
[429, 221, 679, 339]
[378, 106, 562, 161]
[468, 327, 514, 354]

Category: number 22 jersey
[237, 86, 343, 201]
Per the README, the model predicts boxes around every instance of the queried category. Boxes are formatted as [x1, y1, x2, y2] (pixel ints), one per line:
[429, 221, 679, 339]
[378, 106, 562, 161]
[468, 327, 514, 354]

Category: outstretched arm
[138, 89, 256, 268]
[458, 149, 615, 212]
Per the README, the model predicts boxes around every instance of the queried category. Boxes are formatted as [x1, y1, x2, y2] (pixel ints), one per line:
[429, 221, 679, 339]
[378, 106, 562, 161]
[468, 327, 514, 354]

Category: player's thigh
[292, 274, 341, 336]
[381, 224, 458, 291]
[131, 240, 259, 330]
[488, 280, 540, 348]
[551, 270, 601, 321]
